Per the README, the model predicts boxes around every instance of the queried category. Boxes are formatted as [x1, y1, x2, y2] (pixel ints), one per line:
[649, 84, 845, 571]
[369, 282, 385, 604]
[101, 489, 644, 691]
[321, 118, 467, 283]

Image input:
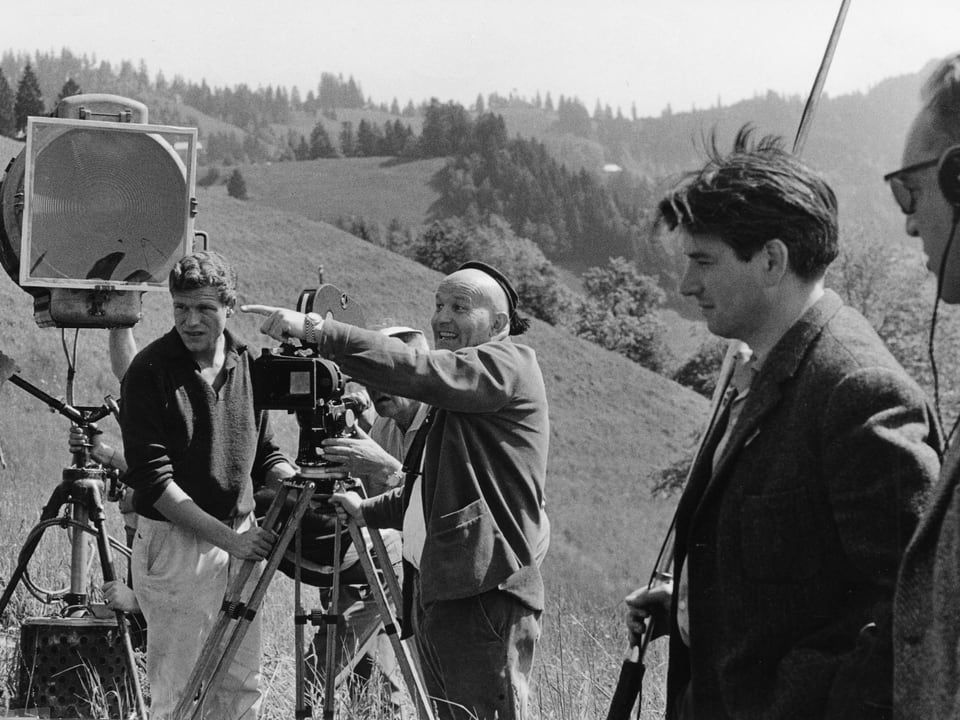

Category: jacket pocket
[435, 498, 486, 535]
[740, 489, 822, 582]
[426, 499, 521, 593]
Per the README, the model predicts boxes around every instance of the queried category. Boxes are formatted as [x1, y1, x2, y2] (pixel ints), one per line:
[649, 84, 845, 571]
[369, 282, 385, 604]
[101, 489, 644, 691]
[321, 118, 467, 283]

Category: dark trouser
[674, 682, 694, 720]
[412, 581, 541, 720]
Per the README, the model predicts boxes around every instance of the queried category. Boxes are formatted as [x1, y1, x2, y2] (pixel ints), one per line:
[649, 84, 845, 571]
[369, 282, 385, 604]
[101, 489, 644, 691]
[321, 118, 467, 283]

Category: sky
[9, 0, 960, 118]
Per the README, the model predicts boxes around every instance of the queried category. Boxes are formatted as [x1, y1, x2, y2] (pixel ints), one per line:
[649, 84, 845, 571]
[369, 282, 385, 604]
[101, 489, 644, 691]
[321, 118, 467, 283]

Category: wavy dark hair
[657, 125, 838, 280]
[168, 250, 238, 307]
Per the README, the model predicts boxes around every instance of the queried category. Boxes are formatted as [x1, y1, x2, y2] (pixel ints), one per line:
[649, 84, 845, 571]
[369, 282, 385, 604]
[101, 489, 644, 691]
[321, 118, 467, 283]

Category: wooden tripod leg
[294, 521, 309, 719]
[366, 528, 426, 679]
[366, 529, 403, 623]
[174, 482, 317, 720]
[346, 522, 436, 720]
[322, 513, 343, 720]
[331, 616, 381, 688]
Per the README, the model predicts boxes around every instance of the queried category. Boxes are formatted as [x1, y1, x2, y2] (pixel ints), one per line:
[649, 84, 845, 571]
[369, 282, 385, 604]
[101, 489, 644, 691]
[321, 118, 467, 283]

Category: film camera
[251, 284, 369, 584]
[252, 347, 368, 473]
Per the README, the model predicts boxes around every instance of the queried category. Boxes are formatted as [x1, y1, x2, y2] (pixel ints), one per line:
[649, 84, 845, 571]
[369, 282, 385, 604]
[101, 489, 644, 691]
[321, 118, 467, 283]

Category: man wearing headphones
[891, 53, 960, 720]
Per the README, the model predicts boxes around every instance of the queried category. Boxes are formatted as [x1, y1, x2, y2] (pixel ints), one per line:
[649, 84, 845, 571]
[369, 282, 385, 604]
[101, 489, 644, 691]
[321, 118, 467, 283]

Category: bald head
[432, 269, 510, 351]
[447, 269, 510, 312]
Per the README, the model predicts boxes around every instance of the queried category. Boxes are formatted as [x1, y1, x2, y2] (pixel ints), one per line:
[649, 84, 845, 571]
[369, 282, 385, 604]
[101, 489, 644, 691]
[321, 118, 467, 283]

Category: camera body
[252, 346, 364, 469]
[252, 281, 367, 473]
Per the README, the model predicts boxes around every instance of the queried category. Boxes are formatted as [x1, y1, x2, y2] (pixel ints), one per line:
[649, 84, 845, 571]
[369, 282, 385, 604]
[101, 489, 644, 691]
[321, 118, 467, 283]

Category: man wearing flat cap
[243, 261, 550, 720]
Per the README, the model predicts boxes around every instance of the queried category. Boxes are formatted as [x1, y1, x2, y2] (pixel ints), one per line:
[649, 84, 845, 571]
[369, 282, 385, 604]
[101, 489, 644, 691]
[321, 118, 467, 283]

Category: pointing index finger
[240, 304, 278, 316]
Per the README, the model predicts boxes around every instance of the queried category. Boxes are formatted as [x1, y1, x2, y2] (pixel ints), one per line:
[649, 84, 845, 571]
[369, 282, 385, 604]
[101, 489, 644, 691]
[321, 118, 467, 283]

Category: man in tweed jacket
[625, 128, 941, 719]
[889, 53, 960, 720]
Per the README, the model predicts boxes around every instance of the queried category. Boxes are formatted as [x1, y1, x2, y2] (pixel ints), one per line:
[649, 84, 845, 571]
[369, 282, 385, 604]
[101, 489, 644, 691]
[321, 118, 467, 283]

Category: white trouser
[132, 513, 262, 720]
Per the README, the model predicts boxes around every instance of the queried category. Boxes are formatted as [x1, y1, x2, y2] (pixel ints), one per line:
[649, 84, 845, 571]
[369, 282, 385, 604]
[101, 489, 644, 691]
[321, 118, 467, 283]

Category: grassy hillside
[238, 156, 445, 229]
[232, 153, 710, 367]
[0, 185, 708, 613]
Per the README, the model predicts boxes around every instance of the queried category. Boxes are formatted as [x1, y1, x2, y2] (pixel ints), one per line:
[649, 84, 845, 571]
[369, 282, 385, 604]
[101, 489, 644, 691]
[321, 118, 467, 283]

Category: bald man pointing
[243, 261, 550, 720]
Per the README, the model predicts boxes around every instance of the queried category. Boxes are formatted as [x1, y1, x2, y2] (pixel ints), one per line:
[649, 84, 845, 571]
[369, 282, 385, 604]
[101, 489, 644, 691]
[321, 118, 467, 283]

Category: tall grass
[251, 571, 669, 719]
[0, 454, 671, 718]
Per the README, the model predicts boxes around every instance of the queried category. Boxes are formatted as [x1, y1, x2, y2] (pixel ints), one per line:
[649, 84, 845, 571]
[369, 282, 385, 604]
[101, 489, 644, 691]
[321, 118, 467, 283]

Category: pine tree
[14, 63, 44, 133]
[296, 136, 310, 160]
[57, 78, 82, 103]
[0, 69, 15, 137]
[309, 121, 336, 158]
[226, 169, 248, 200]
[339, 122, 356, 157]
[356, 119, 382, 156]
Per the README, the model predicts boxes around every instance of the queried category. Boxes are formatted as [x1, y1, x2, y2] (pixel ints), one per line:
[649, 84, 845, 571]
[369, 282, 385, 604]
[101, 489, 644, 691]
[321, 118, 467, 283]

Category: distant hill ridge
[0, 52, 935, 286]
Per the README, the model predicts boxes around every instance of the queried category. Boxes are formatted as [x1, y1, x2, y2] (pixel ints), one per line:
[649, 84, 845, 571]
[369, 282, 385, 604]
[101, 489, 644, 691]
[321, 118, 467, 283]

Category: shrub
[226, 169, 248, 200]
[673, 339, 727, 398]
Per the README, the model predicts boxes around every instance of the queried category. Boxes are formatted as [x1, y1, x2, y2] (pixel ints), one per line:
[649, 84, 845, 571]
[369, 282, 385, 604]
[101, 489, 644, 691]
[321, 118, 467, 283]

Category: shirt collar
[160, 327, 246, 371]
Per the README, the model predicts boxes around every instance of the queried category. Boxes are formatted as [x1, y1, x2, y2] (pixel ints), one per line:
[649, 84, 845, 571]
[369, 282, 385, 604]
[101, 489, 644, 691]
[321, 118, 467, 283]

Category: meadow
[0, 183, 706, 717]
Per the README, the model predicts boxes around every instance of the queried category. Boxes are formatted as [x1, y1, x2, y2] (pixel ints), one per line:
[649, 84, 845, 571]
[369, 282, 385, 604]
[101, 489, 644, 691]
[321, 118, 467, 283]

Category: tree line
[8, 47, 940, 409]
[0, 48, 680, 377]
[426, 108, 652, 263]
[335, 212, 674, 374]
[0, 62, 59, 137]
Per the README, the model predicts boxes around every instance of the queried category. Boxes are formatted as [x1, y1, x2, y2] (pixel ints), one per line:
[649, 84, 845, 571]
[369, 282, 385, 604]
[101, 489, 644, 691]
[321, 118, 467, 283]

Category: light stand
[0, 370, 147, 720]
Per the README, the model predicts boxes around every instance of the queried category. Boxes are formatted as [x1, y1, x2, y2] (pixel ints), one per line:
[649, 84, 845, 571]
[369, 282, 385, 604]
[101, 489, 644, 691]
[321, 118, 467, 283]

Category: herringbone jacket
[667, 291, 941, 720]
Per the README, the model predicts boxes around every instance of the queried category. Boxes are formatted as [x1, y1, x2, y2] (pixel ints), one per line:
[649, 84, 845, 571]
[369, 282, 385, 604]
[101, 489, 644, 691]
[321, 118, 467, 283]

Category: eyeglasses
[883, 158, 940, 215]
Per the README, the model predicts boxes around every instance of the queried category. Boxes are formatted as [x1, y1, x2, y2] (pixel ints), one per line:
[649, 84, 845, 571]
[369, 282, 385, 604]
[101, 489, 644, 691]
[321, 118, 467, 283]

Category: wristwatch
[303, 312, 323, 346]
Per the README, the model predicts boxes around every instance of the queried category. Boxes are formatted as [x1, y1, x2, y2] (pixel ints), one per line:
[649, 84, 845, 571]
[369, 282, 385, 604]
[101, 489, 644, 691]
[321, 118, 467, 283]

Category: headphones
[938, 144, 960, 206]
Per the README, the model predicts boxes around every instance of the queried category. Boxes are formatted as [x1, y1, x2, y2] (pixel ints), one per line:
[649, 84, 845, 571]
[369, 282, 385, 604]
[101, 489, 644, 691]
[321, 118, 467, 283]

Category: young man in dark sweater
[120, 251, 296, 719]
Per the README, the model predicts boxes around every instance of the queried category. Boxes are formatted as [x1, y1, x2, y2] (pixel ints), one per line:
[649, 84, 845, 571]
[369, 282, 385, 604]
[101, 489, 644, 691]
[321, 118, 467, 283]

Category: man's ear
[492, 311, 510, 336]
[760, 239, 789, 286]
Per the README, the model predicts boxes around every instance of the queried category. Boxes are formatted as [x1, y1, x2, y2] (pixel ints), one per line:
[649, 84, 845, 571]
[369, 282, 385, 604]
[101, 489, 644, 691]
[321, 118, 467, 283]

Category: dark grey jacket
[669, 290, 941, 720]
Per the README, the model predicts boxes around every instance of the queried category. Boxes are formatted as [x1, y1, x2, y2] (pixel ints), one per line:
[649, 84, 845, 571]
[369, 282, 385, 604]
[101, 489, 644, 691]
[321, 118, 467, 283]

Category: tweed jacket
[667, 290, 941, 720]
[893, 431, 960, 719]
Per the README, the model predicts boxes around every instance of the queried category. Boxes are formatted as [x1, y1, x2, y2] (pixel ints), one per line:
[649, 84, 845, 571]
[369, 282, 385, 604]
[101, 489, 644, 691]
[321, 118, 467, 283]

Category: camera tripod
[0, 372, 147, 720]
[173, 469, 435, 720]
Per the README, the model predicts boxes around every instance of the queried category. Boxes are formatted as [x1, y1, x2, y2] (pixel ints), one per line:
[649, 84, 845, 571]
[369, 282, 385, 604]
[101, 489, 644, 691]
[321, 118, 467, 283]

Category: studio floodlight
[0, 93, 199, 328]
